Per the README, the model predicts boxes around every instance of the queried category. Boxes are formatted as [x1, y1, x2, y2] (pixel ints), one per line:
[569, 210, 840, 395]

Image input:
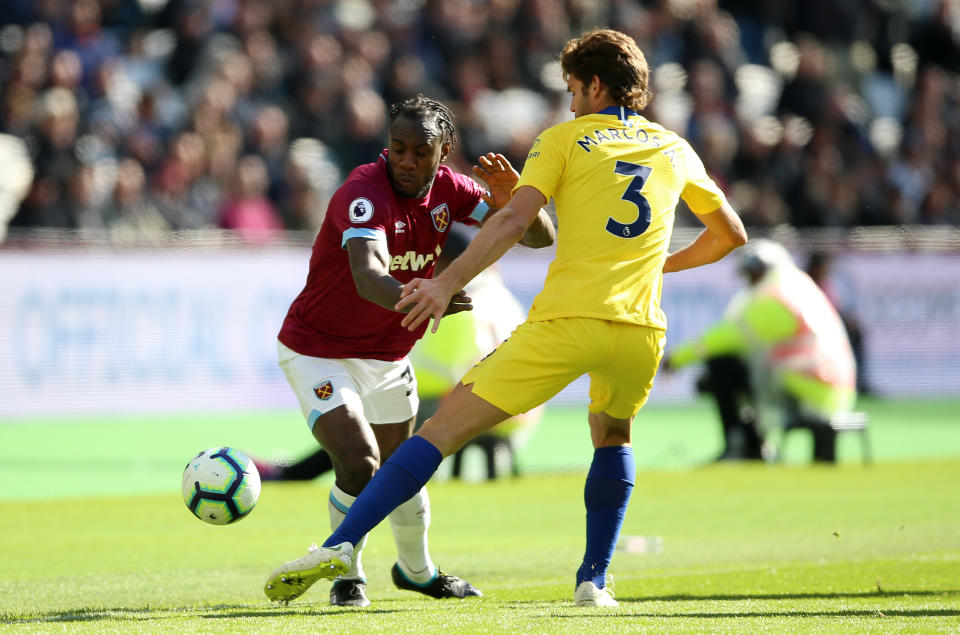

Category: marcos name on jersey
[517, 106, 727, 331]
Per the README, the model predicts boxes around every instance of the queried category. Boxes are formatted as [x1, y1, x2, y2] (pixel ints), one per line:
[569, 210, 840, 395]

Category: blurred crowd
[1, 0, 959, 242]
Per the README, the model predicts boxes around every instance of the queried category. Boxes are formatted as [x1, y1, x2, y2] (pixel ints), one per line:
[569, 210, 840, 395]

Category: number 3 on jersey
[606, 161, 652, 238]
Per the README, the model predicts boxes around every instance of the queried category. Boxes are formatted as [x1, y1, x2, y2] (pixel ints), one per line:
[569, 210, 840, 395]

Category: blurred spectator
[685, 58, 738, 186]
[804, 250, 872, 396]
[246, 104, 290, 202]
[152, 131, 217, 229]
[10, 87, 81, 228]
[777, 35, 832, 125]
[2, 0, 960, 241]
[53, 0, 121, 94]
[909, 0, 960, 74]
[48, 49, 84, 96]
[666, 240, 858, 463]
[64, 162, 103, 230]
[217, 153, 283, 243]
[335, 87, 388, 172]
[104, 157, 169, 244]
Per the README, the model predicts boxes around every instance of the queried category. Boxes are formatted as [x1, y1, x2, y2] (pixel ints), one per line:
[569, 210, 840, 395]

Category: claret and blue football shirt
[279, 151, 488, 360]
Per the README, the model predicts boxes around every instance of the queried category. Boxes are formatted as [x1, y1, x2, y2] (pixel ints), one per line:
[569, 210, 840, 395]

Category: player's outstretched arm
[347, 236, 472, 315]
[663, 201, 747, 273]
[473, 152, 555, 249]
[397, 185, 547, 332]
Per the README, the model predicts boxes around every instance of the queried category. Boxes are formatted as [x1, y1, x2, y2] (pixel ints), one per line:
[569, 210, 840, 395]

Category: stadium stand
[4, 1, 960, 424]
[1, 0, 958, 241]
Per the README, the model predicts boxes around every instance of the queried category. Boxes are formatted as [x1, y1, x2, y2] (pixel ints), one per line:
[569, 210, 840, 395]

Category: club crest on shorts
[349, 198, 374, 223]
[430, 203, 449, 232]
[313, 380, 334, 401]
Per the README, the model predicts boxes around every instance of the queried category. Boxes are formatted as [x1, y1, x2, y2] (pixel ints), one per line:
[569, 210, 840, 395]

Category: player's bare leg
[588, 411, 633, 449]
[313, 419, 417, 607]
[311, 403, 383, 496]
[367, 383, 501, 599]
[416, 382, 514, 457]
[266, 404, 381, 605]
[293, 383, 506, 601]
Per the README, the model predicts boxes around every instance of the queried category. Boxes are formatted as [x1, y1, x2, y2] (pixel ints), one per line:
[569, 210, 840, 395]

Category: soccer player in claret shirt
[266, 96, 555, 607]
[265, 30, 746, 607]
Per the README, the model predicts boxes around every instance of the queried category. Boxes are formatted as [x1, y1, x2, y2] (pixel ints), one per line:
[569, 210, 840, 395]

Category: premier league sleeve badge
[348, 198, 375, 223]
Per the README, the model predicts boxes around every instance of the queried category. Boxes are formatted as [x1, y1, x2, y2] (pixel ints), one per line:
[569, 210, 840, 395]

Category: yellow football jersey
[516, 106, 727, 329]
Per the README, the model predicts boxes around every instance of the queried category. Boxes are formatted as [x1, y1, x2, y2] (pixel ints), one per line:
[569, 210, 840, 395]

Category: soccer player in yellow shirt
[264, 28, 748, 607]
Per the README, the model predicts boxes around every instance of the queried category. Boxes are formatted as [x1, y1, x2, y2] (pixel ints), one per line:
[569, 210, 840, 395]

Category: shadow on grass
[2, 604, 403, 624]
[554, 609, 960, 619]
[543, 589, 960, 619]
[200, 606, 403, 619]
[509, 589, 960, 607]
[625, 589, 960, 602]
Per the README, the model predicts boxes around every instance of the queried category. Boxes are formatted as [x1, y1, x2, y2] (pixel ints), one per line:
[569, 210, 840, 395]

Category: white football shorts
[277, 340, 419, 430]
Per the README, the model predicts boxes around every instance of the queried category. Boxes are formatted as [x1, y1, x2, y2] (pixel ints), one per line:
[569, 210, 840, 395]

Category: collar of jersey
[597, 105, 640, 123]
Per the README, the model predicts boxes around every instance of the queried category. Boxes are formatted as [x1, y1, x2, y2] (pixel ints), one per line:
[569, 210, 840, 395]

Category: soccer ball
[181, 447, 261, 525]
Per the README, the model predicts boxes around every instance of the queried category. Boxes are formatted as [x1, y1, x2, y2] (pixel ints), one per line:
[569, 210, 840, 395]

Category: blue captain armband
[470, 200, 490, 222]
[342, 227, 385, 247]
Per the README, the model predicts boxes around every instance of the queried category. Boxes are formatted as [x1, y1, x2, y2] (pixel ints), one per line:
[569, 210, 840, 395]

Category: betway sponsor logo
[390, 245, 442, 271]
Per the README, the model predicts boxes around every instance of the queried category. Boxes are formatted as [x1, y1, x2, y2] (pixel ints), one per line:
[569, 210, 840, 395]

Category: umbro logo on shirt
[395, 220, 406, 233]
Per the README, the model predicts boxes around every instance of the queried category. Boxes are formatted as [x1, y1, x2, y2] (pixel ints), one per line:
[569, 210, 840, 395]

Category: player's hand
[472, 153, 519, 211]
[396, 277, 463, 332]
[444, 290, 473, 316]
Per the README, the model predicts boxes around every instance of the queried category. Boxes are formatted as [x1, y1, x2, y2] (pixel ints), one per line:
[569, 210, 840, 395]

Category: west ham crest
[430, 204, 449, 232]
[313, 380, 334, 401]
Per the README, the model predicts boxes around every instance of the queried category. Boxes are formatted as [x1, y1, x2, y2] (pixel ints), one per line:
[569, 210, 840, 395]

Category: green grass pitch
[1, 399, 959, 632]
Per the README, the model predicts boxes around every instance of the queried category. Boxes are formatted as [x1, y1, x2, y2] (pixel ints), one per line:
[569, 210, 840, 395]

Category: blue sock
[576, 446, 635, 589]
[323, 436, 442, 548]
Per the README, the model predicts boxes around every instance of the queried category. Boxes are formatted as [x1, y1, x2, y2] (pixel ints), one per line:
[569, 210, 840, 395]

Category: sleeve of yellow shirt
[513, 125, 565, 201]
[678, 139, 727, 215]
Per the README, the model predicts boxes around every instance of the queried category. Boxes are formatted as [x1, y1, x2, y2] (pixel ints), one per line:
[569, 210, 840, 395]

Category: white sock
[389, 486, 436, 584]
[329, 484, 367, 580]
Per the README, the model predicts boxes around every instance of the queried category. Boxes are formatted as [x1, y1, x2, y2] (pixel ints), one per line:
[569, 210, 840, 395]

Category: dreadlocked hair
[389, 95, 457, 148]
